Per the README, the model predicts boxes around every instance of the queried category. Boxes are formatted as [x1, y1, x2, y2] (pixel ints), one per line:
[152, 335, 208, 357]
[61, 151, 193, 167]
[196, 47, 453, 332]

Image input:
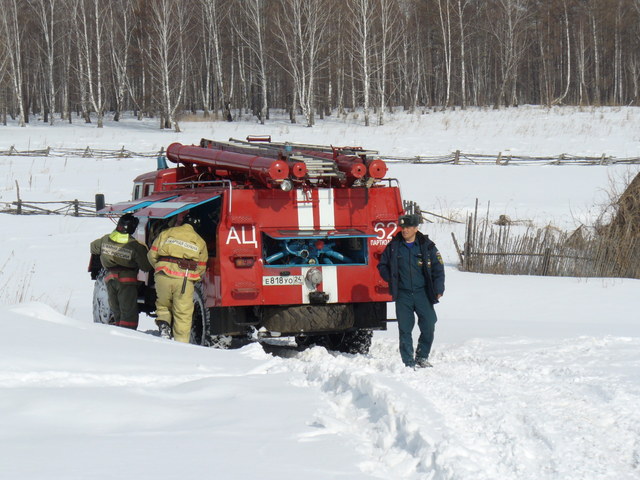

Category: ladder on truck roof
[200, 137, 344, 181]
[240, 136, 380, 157]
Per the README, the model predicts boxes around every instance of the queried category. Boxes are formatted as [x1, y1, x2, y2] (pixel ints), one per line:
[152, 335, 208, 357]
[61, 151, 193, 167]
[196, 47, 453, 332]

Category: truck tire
[336, 330, 373, 355]
[329, 329, 373, 355]
[295, 329, 373, 355]
[191, 282, 211, 346]
[92, 269, 115, 325]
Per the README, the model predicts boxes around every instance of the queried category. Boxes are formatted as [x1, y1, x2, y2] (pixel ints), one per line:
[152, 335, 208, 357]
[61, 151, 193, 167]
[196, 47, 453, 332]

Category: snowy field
[1, 106, 639, 479]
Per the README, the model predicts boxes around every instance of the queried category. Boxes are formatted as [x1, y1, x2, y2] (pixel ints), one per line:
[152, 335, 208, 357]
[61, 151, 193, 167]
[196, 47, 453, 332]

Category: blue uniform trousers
[396, 288, 437, 367]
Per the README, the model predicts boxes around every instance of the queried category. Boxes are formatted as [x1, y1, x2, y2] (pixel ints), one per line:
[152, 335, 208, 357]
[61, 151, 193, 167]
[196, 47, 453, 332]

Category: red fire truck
[94, 137, 405, 353]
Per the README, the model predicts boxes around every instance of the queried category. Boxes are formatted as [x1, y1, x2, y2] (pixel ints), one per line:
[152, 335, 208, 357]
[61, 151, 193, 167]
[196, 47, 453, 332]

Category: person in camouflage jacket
[90, 213, 152, 329]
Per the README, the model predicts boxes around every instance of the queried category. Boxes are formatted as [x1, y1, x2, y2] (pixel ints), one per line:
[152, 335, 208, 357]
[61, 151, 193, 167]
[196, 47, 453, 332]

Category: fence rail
[1, 146, 640, 165]
[0, 146, 158, 159]
[0, 200, 99, 217]
[384, 150, 640, 165]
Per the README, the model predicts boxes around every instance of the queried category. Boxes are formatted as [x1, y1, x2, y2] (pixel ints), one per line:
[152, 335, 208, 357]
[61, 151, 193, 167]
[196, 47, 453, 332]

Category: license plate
[262, 275, 304, 286]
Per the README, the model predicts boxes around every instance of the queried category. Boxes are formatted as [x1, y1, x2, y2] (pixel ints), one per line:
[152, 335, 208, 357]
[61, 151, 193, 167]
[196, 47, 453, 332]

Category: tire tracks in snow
[280, 336, 640, 480]
[289, 347, 447, 479]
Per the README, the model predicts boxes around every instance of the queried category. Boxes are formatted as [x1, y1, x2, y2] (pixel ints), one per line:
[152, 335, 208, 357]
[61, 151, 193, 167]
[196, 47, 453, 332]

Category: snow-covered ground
[1, 106, 639, 479]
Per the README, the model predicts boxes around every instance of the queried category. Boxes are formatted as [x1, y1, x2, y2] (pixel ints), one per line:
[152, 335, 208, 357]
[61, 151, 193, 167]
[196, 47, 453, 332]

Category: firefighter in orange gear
[148, 213, 208, 343]
[90, 213, 152, 329]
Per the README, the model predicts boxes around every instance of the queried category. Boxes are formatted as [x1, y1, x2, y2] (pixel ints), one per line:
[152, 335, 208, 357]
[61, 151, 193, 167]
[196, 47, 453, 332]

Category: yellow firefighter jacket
[148, 224, 208, 281]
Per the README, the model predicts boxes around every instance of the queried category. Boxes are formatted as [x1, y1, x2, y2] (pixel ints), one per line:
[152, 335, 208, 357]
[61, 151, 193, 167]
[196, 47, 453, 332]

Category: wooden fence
[384, 150, 640, 166]
[0, 199, 99, 217]
[2, 146, 640, 165]
[0, 146, 158, 159]
[453, 201, 640, 279]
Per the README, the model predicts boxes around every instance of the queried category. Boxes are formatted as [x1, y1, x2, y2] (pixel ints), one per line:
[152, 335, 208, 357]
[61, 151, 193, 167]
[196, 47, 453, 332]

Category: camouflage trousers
[106, 279, 139, 329]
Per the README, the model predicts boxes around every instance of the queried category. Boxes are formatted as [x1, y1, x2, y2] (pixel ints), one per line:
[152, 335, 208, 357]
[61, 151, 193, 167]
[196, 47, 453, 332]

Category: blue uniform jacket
[377, 231, 445, 304]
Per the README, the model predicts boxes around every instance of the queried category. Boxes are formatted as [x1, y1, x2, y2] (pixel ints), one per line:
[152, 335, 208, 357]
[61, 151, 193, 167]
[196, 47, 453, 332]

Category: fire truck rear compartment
[262, 231, 370, 266]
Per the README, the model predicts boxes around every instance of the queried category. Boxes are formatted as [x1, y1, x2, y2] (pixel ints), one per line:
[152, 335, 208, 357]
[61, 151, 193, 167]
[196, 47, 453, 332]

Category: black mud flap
[353, 302, 387, 330]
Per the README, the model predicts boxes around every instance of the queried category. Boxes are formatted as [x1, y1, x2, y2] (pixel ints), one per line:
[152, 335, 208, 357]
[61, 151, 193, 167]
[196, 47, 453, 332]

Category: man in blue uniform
[377, 214, 445, 368]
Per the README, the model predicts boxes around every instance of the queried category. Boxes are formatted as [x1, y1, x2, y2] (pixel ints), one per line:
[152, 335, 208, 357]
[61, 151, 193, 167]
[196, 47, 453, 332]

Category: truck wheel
[295, 330, 372, 355]
[209, 335, 233, 349]
[191, 283, 211, 346]
[329, 329, 373, 355]
[295, 334, 328, 350]
[92, 269, 115, 325]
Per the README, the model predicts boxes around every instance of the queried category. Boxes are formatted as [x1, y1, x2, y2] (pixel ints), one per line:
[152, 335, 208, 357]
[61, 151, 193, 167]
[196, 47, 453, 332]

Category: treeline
[1, 0, 640, 130]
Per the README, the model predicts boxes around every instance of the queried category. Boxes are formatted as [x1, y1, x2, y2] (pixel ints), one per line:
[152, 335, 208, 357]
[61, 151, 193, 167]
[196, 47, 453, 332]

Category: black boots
[158, 321, 171, 339]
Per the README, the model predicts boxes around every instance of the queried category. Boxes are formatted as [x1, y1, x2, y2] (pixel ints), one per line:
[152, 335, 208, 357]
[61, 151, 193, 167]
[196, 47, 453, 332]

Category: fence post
[73, 199, 79, 217]
[454, 150, 460, 165]
[15, 180, 21, 214]
[451, 232, 464, 269]
[541, 248, 551, 275]
[463, 215, 473, 271]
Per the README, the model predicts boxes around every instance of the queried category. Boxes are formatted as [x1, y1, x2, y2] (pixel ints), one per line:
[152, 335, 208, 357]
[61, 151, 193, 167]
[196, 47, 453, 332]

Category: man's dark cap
[398, 214, 421, 227]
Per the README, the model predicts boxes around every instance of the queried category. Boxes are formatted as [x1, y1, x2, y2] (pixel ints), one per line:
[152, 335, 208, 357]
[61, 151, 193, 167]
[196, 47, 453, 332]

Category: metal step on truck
[94, 136, 406, 353]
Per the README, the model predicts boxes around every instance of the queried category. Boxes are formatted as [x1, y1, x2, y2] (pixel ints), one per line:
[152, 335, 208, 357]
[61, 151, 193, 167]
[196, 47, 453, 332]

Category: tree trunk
[1, 0, 27, 126]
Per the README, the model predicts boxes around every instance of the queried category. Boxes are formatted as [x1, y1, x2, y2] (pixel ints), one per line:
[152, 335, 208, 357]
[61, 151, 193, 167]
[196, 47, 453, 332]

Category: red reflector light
[234, 257, 255, 268]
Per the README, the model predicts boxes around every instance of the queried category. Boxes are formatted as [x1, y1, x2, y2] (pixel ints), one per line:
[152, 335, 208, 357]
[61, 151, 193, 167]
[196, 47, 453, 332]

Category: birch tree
[613, 1, 624, 105]
[631, 0, 640, 104]
[59, 27, 73, 122]
[74, 0, 109, 127]
[455, 0, 472, 109]
[198, 2, 213, 117]
[232, 0, 269, 124]
[348, 0, 376, 126]
[487, 0, 532, 107]
[375, 0, 400, 124]
[552, 0, 571, 105]
[586, 0, 601, 105]
[148, 0, 188, 131]
[0, 40, 8, 124]
[108, 0, 135, 122]
[29, 0, 59, 124]
[575, 18, 588, 105]
[201, 0, 230, 120]
[274, 0, 330, 127]
[0, 0, 27, 126]
[436, 0, 453, 109]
